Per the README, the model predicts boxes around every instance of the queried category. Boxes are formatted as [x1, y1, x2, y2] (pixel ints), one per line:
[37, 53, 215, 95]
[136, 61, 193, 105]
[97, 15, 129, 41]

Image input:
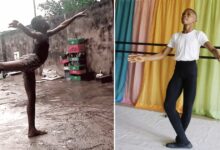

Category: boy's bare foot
[28, 128, 47, 138]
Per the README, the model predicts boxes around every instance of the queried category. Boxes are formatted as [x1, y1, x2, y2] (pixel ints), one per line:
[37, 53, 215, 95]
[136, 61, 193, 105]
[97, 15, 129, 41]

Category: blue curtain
[115, 0, 135, 102]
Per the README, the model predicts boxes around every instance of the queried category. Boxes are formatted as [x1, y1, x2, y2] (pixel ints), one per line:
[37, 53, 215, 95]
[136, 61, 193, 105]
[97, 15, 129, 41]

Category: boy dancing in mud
[0, 10, 87, 137]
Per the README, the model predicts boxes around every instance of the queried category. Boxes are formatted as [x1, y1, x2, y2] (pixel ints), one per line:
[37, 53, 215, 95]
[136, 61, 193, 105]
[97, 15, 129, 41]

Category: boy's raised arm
[128, 47, 173, 63]
[47, 10, 87, 37]
[9, 20, 43, 40]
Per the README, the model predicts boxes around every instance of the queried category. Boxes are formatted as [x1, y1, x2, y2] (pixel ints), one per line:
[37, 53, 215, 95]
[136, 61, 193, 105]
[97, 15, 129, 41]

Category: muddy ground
[0, 74, 113, 150]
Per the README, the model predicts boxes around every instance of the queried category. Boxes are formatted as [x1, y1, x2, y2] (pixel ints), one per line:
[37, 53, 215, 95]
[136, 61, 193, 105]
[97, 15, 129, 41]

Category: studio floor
[115, 105, 220, 150]
[0, 73, 113, 150]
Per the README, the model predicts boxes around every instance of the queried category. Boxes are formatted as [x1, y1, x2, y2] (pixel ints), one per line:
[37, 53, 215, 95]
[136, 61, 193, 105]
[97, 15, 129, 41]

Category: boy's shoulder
[193, 30, 207, 37]
[170, 32, 181, 38]
[194, 29, 204, 33]
[172, 30, 206, 36]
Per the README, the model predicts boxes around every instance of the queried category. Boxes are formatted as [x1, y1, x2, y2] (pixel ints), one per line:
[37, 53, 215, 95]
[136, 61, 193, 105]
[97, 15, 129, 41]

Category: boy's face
[181, 9, 197, 25]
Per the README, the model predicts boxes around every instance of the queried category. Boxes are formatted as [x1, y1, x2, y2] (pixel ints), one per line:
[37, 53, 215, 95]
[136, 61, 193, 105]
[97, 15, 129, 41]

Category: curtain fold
[115, 0, 135, 102]
[122, 0, 156, 105]
[193, 0, 220, 119]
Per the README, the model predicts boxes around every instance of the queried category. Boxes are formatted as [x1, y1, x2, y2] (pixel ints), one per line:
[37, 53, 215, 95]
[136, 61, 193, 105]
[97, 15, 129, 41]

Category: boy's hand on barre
[215, 50, 220, 62]
[211, 49, 220, 62]
[128, 54, 146, 63]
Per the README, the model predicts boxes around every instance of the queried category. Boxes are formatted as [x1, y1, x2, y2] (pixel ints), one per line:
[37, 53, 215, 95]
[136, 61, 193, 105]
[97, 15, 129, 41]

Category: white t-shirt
[167, 30, 209, 61]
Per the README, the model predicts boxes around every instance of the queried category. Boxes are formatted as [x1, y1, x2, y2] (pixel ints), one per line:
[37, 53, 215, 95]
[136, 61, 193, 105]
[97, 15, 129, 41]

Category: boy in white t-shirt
[128, 8, 220, 148]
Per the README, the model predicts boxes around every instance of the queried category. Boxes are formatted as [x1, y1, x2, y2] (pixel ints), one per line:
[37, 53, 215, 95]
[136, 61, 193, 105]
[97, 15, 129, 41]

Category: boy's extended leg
[0, 60, 27, 71]
[23, 71, 47, 137]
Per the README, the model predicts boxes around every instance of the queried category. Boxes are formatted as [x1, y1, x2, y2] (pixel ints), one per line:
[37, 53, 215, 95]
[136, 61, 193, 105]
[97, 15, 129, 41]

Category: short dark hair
[183, 8, 197, 18]
[31, 16, 50, 33]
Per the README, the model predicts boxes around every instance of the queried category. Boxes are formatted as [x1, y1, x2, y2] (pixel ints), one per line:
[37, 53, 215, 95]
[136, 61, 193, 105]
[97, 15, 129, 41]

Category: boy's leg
[175, 75, 197, 144]
[176, 65, 197, 144]
[164, 72, 190, 145]
[181, 73, 197, 131]
[0, 60, 27, 71]
[23, 71, 47, 137]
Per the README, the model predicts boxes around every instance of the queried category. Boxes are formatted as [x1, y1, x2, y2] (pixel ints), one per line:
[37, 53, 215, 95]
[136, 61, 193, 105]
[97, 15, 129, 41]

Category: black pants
[164, 61, 197, 144]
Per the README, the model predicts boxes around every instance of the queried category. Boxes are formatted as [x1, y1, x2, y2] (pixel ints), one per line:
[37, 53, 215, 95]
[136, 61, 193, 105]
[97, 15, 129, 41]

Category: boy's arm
[128, 46, 173, 63]
[9, 20, 43, 40]
[204, 41, 220, 61]
[47, 10, 87, 37]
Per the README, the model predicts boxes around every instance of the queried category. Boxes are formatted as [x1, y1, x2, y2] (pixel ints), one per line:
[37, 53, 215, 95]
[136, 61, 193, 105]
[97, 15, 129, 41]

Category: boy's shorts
[19, 54, 42, 72]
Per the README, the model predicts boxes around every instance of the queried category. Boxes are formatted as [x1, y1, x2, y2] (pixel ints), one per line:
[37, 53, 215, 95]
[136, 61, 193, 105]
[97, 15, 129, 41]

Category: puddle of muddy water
[0, 106, 25, 124]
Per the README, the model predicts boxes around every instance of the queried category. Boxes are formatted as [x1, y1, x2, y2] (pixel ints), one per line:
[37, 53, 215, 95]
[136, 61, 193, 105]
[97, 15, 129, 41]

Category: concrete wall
[0, 0, 113, 75]
[0, 31, 33, 62]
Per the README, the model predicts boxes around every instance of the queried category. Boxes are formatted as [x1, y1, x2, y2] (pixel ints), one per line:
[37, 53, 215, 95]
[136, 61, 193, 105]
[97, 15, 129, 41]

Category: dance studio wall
[0, 0, 113, 75]
[115, 0, 220, 119]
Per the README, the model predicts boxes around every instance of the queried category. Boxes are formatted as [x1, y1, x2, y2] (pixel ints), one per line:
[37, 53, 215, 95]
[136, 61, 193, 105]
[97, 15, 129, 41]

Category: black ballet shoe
[165, 142, 192, 149]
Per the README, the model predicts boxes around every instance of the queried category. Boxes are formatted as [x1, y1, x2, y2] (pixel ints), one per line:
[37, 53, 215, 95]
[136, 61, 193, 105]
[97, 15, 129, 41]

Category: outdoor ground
[0, 73, 113, 150]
